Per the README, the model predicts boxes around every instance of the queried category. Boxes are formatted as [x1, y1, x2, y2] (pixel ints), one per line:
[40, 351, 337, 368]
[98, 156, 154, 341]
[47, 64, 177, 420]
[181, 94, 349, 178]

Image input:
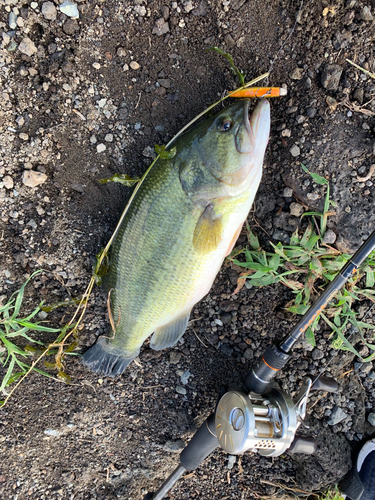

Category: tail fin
[82, 337, 136, 377]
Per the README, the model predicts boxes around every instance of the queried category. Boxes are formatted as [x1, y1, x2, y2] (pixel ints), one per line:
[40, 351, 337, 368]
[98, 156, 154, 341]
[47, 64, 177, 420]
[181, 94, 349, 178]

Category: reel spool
[215, 379, 312, 457]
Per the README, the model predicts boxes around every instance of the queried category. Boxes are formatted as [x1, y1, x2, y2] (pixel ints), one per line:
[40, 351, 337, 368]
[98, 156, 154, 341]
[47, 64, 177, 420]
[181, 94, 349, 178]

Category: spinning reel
[144, 229, 375, 500]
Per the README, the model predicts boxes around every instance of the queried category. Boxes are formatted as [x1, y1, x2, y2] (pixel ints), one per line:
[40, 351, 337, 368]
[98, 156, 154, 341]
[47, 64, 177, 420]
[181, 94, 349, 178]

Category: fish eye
[219, 119, 233, 132]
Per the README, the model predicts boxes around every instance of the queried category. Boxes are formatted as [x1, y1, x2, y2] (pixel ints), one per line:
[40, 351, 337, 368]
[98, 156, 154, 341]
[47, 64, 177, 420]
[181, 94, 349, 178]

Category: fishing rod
[143, 228, 375, 500]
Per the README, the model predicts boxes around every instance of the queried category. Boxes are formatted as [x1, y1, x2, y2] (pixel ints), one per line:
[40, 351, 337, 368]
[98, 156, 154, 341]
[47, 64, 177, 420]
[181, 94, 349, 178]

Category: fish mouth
[234, 99, 255, 155]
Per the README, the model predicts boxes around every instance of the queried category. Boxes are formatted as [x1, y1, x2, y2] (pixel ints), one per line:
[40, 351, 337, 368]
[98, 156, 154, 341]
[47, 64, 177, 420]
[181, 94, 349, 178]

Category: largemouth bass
[83, 98, 270, 376]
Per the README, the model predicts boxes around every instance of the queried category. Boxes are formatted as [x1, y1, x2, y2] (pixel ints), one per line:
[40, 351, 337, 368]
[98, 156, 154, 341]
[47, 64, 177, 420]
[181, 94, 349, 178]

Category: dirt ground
[1, 0, 375, 499]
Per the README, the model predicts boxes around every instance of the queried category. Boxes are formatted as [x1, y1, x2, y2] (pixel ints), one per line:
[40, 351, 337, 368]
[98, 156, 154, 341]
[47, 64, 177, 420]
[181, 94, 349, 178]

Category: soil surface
[1, 1, 375, 499]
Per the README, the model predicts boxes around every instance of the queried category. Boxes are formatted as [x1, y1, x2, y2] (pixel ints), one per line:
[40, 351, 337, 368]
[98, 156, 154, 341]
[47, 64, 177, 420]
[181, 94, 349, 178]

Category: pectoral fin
[193, 204, 223, 253]
[150, 310, 191, 351]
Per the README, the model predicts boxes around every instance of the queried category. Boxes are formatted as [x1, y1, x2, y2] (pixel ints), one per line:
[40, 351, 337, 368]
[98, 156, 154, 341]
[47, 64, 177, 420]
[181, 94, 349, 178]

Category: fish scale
[82, 98, 270, 376]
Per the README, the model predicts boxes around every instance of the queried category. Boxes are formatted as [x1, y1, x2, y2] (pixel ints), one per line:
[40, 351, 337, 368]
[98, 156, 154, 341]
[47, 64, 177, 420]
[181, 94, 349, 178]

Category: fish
[82, 98, 270, 376]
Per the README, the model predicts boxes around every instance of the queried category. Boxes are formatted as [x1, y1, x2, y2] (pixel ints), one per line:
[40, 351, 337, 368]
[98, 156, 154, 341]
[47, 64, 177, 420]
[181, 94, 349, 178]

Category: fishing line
[268, 0, 306, 75]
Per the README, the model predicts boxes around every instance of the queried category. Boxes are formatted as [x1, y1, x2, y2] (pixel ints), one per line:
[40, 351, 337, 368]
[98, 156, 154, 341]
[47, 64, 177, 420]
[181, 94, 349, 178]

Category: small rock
[96, 144, 106, 153]
[290, 67, 304, 80]
[306, 107, 317, 118]
[117, 47, 127, 57]
[307, 193, 320, 201]
[9, 12, 17, 29]
[180, 370, 191, 385]
[224, 34, 235, 47]
[161, 5, 170, 20]
[92, 62, 101, 70]
[42, 2, 57, 20]
[176, 385, 186, 395]
[3, 176, 14, 189]
[227, 455, 236, 470]
[368, 413, 375, 427]
[361, 363, 373, 374]
[134, 4, 146, 16]
[305, 77, 312, 89]
[22, 170, 47, 188]
[16, 116, 25, 127]
[183, 0, 194, 13]
[244, 348, 254, 360]
[323, 229, 336, 244]
[60, 0, 79, 18]
[353, 88, 364, 105]
[290, 144, 300, 157]
[152, 18, 169, 36]
[328, 406, 348, 425]
[44, 429, 60, 436]
[169, 351, 181, 364]
[162, 439, 185, 452]
[283, 187, 293, 197]
[290, 202, 304, 217]
[311, 348, 324, 360]
[354, 362, 363, 371]
[19, 133, 29, 141]
[281, 128, 291, 137]
[63, 18, 79, 35]
[321, 64, 343, 91]
[158, 78, 171, 88]
[18, 37, 37, 57]
[105, 134, 113, 142]
[71, 183, 84, 194]
[130, 61, 140, 70]
[360, 6, 373, 21]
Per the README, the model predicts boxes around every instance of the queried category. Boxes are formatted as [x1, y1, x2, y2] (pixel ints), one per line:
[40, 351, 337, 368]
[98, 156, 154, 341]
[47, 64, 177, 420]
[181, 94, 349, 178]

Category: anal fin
[150, 310, 191, 351]
[193, 203, 223, 253]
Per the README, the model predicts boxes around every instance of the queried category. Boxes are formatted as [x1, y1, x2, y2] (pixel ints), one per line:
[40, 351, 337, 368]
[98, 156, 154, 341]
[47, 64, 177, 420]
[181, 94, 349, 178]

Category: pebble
[311, 348, 324, 360]
[19, 132, 29, 141]
[42, 2, 57, 21]
[307, 193, 320, 200]
[176, 385, 186, 395]
[44, 429, 60, 437]
[152, 18, 170, 36]
[290, 202, 304, 217]
[134, 5, 146, 16]
[368, 413, 375, 427]
[3, 176, 14, 189]
[92, 62, 101, 70]
[321, 64, 343, 91]
[281, 128, 291, 137]
[117, 47, 127, 57]
[183, 0, 194, 13]
[158, 78, 171, 88]
[360, 6, 373, 22]
[16, 116, 24, 127]
[9, 12, 17, 29]
[130, 61, 140, 70]
[227, 455, 236, 470]
[105, 134, 113, 142]
[63, 18, 79, 35]
[22, 171, 47, 188]
[162, 439, 185, 452]
[290, 67, 304, 80]
[60, 0, 79, 18]
[18, 37, 37, 57]
[283, 187, 293, 197]
[328, 406, 348, 425]
[290, 144, 300, 157]
[323, 229, 336, 244]
[96, 143, 106, 153]
[180, 370, 191, 385]
[169, 351, 181, 364]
